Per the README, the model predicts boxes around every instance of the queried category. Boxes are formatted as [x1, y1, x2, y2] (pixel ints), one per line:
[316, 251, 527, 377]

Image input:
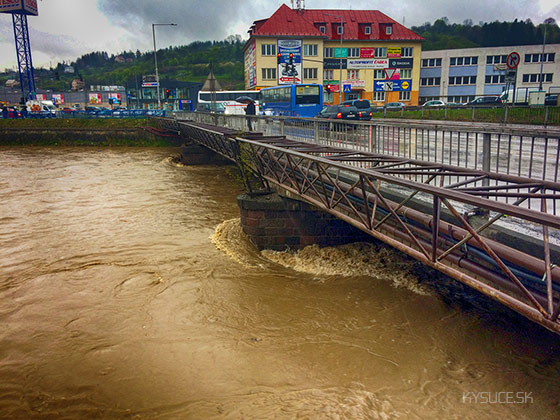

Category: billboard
[89, 93, 102, 104]
[374, 80, 412, 92]
[52, 93, 64, 105]
[0, 0, 38, 16]
[277, 39, 302, 84]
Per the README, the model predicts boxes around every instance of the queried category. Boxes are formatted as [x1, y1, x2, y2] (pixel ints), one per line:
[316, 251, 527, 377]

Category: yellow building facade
[244, 5, 423, 106]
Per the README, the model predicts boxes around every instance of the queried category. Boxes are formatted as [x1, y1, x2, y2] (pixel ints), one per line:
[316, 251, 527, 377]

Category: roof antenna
[291, 0, 305, 12]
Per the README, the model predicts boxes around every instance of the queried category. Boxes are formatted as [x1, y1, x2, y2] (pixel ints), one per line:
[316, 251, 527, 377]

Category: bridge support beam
[237, 192, 372, 251]
[179, 144, 228, 165]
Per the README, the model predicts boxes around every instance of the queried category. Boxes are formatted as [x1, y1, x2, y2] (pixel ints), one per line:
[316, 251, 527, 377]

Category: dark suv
[465, 96, 502, 107]
[341, 99, 372, 120]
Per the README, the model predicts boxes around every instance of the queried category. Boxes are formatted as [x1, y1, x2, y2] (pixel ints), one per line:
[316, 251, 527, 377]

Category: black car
[545, 94, 558, 106]
[316, 104, 359, 120]
[464, 96, 502, 107]
[341, 99, 373, 120]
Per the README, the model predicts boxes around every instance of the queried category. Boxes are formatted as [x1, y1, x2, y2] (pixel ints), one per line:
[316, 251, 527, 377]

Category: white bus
[197, 90, 260, 115]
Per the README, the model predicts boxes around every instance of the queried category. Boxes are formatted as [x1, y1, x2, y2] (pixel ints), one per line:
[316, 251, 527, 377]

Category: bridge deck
[157, 116, 560, 334]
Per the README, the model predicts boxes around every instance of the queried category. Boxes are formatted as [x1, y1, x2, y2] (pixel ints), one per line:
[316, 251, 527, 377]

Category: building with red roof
[244, 4, 424, 106]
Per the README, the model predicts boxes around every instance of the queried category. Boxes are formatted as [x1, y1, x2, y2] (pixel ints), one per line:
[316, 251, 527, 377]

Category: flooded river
[1, 147, 559, 419]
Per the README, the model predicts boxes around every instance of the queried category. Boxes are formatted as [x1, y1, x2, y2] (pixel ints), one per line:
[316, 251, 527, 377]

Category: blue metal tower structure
[1, 0, 39, 103]
[12, 12, 36, 101]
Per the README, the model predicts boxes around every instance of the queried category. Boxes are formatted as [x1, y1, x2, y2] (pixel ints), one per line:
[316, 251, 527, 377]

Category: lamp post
[152, 23, 176, 109]
[325, 13, 344, 103]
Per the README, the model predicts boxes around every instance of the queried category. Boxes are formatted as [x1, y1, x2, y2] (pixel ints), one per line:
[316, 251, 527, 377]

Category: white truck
[26, 100, 57, 115]
[499, 87, 541, 105]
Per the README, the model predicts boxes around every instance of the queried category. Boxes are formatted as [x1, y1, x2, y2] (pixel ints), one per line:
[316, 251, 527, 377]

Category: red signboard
[0, 0, 38, 16]
[360, 48, 375, 58]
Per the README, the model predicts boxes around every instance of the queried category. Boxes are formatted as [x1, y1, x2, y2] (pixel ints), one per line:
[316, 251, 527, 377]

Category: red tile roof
[249, 4, 423, 41]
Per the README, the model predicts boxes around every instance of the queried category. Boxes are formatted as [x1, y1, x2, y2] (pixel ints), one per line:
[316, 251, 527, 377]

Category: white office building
[419, 44, 560, 104]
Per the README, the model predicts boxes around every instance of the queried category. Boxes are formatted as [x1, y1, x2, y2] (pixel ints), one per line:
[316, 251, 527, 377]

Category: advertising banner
[343, 79, 366, 88]
[323, 58, 347, 70]
[387, 48, 401, 58]
[374, 79, 412, 92]
[371, 59, 389, 69]
[348, 59, 375, 69]
[334, 48, 348, 58]
[89, 93, 101, 104]
[247, 41, 256, 88]
[384, 68, 401, 80]
[323, 80, 340, 92]
[35, 93, 45, 101]
[0, 0, 38, 16]
[389, 58, 413, 68]
[360, 48, 375, 58]
[52, 93, 64, 105]
[277, 39, 302, 84]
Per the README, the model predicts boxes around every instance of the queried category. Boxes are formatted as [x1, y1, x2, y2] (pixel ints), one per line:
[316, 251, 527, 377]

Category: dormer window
[364, 25, 371, 35]
[337, 25, 343, 35]
[319, 25, 325, 33]
[386, 25, 392, 35]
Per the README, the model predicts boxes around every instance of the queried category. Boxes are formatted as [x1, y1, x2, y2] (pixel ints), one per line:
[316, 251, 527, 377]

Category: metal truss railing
[157, 117, 560, 334]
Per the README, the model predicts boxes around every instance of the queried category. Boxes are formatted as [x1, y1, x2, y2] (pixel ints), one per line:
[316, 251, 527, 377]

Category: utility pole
[325, 13, 344, 103]
[152, 23, 177, 109]
[538, 23, 547, 91]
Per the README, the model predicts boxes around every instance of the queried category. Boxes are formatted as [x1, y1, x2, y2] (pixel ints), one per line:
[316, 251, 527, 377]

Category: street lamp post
[152, 23, 176, 109]
[325, 13, 344, 104]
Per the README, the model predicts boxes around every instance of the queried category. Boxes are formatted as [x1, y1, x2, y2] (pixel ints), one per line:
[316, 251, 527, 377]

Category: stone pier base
[237, 192, 372, 251]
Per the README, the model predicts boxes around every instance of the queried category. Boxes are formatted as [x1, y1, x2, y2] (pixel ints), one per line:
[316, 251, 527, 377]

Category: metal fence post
[504, 105, 509, 124]
[482, 132, 491, 186]
[280, 118, 285, 136]
[545, 106, 549, 126]
[313, 119, 319, 144]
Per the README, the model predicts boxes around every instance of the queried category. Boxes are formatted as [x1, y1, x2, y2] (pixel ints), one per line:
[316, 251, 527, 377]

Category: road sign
[507, 52, 520, 69]
[505, 69, 517, 83]
[343, 84, 351, 93]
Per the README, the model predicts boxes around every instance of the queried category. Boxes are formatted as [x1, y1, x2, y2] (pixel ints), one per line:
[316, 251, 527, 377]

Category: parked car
[545, 94, 558, 106]
[316, 104, 359, 120]
[422, 100, 446, 107]
[3, 107, 21, 118]
[464, 96, 502, 107]
[341, 99, 373, 120]
[384, 102, 406, 110]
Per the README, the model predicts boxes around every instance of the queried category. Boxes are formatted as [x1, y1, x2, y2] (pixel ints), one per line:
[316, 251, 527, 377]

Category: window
[486, 55, 507, 64]
[323, 69, 334, 80]
[303, 68, 318, 80]
[262, 68, 276, 80]
[524, 53, 556, 63]
[522, 73, 553, 83]
[451, 56, 477, 66]
[324, 47, 334, 58]
[485, 74, 505, 84]
[347, 70, 360, 79]
[401, 47, 413, 58]
[386, 25, 392, 35]
[364, 26, 371, 35]
[374, 47, 387, 58]
[420, 77, 441, 86]
[374, 69, 385, 79]
[448, 95, 474, 103]
[261, 44, 276, 56]
[449, 76, 476, 85]
[422, 58, 442, 67]
[337, 25, 344, 35]
[400, 69, 412, 79]
[319, 25, 325, 33]
[304, 44, 318, 56]
[373, 91, 386, 101]
[348, 48, 360, 58]
[399, 91, 411, 101]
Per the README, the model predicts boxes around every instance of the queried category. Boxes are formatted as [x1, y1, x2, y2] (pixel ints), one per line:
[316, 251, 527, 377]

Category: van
[341, 99, 372, 120]
[499, 87, 541, 105]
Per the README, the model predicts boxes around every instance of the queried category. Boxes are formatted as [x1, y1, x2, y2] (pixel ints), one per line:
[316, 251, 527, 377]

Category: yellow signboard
[387, 47, 401, 58]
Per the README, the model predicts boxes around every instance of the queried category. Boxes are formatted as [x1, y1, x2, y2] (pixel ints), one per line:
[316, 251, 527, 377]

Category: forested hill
[413, 18, 560, 51]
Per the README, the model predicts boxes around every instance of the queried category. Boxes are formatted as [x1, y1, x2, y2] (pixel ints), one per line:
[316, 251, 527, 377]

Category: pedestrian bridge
[155, 113, 560, 334]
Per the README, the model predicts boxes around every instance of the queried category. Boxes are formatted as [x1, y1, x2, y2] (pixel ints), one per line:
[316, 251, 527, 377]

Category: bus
[197, 90, 260, 115]
[259, 84, 323, 117]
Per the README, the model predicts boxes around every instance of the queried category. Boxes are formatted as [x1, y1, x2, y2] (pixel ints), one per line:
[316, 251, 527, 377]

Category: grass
[372, 106, 560, 126]
[0, 117, 150, 129]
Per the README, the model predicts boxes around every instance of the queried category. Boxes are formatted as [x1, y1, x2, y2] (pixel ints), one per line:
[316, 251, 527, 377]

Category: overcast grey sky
[0, 0, 558, 70]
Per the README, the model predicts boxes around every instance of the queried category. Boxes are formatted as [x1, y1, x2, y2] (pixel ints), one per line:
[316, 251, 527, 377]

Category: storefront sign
[360, 48, 375, 58]
[389, 58, 413, 68]
[387, 47, 401, 58]
[323, 59, 347, 70]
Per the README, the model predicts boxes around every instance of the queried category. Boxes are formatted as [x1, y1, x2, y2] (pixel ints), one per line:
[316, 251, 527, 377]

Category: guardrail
[2, 109, 166, 119]
[177, 111, 560, 186]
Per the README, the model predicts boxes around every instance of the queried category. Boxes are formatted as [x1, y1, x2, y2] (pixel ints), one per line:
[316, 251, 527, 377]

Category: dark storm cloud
[97, 0, 262, 45]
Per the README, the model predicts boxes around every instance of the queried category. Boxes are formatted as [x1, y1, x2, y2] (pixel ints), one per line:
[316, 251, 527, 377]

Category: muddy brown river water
[1, 147, 559, 419]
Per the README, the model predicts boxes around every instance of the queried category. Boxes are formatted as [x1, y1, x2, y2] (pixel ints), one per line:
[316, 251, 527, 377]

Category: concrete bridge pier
[237, 192, 373, 251]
